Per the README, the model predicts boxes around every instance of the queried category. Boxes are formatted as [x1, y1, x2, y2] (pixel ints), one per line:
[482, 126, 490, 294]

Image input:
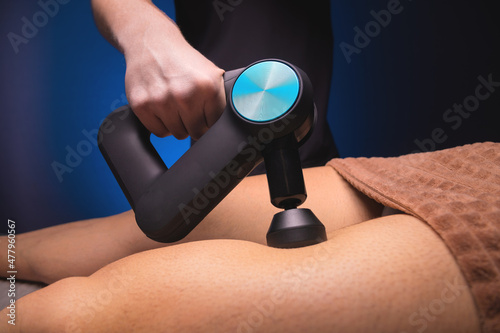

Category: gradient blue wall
[1, 1, 499, 233]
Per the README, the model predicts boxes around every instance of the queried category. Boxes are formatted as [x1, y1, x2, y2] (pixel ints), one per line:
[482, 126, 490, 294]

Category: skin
[91, 0, 226, 140]
[0, 167, 481, 332]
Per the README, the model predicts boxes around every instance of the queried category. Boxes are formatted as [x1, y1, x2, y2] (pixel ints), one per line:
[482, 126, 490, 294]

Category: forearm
[91, 0, 185, 55]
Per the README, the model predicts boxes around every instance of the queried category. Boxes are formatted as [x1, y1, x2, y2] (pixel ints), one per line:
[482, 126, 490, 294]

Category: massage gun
[98, 59, 327, 248]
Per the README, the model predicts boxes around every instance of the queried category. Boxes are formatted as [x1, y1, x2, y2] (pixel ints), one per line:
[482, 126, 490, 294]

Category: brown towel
[327, 142, 500, 333]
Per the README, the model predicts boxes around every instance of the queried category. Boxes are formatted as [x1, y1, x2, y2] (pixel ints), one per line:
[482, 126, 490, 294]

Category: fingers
[204, 68, 227, 128]
[171, 76, 211, 140]
[179, 70, 226, 140]
[125, 73, 170, 137]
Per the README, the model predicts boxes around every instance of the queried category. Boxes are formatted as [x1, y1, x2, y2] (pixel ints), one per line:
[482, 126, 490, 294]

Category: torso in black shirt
[174, 0, 339, 170]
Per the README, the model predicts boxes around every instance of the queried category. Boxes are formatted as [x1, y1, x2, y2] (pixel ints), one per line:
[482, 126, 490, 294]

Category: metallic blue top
[231, 61, 300, 122]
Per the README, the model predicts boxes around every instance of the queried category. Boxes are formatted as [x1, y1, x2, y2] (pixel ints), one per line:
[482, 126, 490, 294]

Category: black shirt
[174, 0, 339, 170]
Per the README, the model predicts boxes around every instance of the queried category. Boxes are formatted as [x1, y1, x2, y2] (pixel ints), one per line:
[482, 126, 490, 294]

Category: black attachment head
[266, 208, 327, 248]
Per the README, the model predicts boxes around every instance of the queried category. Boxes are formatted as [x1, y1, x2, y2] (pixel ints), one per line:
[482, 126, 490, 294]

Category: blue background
[1, 1, 499, 233]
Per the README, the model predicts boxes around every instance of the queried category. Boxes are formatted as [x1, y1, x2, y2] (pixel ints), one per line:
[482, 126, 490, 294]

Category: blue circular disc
[231, 61, 300, 122]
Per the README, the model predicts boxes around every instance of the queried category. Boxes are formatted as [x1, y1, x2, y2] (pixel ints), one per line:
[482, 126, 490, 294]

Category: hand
[124, 27, 226, 140]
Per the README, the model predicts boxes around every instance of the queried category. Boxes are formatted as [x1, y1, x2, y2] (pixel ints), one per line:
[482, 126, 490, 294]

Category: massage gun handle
[98, 106, 167, 210]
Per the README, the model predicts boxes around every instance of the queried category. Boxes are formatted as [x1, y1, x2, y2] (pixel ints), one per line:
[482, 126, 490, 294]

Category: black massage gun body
[99, 59, 326, 247]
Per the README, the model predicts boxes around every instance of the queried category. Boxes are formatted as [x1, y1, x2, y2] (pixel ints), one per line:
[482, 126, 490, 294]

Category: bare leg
[2, 214, 480, 333]
[0, 167, 382, 283]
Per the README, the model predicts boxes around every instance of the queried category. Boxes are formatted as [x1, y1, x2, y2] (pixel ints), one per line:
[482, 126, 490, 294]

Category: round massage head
[231, 60, 300, 123]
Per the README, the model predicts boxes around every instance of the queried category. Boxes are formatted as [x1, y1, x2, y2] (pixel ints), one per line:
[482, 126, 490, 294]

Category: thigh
[4, 165, 382, 285]
[177, 166, 383, 245]
[15, 165, 382, 284]
[8, 215, 480, 333]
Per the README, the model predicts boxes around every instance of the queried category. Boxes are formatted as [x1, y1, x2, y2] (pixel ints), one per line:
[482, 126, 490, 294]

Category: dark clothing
[174, 0, 339, 171]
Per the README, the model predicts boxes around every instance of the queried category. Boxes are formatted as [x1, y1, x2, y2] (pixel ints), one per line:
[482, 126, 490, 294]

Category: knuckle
[128, 85, 170, 112]
[127, 88, 149, 110]
[148, 85, 169, 105]
[197, 75, 219, 93]
[170, 84, 195, 106]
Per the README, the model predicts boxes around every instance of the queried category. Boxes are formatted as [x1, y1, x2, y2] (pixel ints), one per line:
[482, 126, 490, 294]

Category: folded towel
[328, 142, 500, 333]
